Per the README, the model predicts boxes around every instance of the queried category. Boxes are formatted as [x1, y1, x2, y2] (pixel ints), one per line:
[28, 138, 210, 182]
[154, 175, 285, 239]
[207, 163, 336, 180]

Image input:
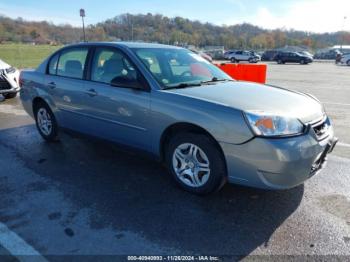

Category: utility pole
[131, 22, 134, 41]
[340, 16, 347, 52]
[80, 8, 86, 42]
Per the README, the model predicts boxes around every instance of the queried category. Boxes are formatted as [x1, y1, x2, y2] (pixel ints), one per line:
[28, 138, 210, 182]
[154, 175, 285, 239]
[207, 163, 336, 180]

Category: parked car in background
[189, 49, 213, 63]
[199, 52, 213, 63]
[227, 50, 261, 63]
[298, 51, 314, 59]
[205, 50, 225, 60]
[274, 51, 313, 64]
[223, 50, 236, 60]
[314, 49, 341, 60]
[0, 59, 20, 99]
[339, 53, 350, 66]
[20, 42, 337, 194]
[261, 50, 279, 61]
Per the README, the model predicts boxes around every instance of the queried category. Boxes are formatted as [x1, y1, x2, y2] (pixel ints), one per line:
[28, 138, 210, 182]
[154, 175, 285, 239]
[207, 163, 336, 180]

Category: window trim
[46, 46, 91, 81]
[47, 53, 59, 76]
[87, 45, 150, 92]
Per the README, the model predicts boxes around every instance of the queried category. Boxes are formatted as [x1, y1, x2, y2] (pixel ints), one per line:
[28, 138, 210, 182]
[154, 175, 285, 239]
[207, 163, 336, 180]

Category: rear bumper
[220, 121, 337, 190]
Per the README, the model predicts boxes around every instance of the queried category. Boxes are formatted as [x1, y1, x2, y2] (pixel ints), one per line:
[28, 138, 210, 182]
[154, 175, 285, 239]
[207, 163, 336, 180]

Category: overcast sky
[0, 0, 349, 33]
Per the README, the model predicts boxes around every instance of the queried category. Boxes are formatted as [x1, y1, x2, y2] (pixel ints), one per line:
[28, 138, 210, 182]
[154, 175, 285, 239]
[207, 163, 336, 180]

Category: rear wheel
[165, 132, 227, 195]
[347, 60, 350, 66]
[277, 59, 283, 64]
[34, 102, 59, 142]
[3, 92, 17, 99]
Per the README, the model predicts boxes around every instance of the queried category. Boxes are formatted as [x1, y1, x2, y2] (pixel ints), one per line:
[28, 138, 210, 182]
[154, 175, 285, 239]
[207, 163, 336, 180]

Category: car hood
[0, 59, 11, 70]
[165, 81, 324, 123]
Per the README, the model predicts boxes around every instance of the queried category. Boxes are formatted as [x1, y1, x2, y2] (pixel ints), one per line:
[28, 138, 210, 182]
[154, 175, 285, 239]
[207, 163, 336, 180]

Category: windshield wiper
[163, 78, 233, 90]
[201, 77, 234, 84]
[163, 82, 202, 90]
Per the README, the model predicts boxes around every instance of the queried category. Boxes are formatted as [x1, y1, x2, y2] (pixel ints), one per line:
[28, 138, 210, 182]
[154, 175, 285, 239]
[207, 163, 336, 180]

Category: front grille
[312, 117, 329, 140]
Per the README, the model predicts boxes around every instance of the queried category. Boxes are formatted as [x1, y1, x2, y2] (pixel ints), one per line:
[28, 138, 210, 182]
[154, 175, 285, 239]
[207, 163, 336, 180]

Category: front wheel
[34, 102, 59, 142]
[230, 57, 236, 63]
[165, 133, 227, 195]
[347, 60, 350, 66]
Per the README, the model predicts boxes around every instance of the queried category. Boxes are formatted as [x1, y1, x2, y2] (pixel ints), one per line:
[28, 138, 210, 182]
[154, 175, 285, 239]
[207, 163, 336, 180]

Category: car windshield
[132, 48, 232, 89]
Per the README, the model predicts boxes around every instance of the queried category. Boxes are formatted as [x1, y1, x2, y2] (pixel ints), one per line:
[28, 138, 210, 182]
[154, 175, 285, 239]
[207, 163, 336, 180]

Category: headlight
[244, 111, 305, 137]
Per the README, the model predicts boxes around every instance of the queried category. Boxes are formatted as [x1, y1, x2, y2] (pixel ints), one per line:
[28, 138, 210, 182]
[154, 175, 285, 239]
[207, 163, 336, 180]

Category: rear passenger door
[45, 47, 90, 130]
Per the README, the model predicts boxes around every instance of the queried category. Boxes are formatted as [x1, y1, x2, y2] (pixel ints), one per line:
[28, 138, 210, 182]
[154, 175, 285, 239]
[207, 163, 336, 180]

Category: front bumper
[220, 118, 337, 190]
[0, 86, 20, 94]
[0, 69, 20, 94]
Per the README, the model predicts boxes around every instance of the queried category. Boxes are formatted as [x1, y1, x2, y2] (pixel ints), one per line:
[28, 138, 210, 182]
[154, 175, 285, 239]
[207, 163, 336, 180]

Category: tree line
[0, 13, 349, 50]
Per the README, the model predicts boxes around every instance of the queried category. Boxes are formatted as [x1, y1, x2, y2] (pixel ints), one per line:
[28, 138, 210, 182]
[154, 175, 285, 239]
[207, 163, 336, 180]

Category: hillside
[0, 13, 349, 49]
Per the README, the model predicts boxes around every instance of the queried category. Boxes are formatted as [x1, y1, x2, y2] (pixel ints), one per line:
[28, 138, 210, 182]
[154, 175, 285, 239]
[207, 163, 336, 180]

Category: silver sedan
[20, 42, 337, 194]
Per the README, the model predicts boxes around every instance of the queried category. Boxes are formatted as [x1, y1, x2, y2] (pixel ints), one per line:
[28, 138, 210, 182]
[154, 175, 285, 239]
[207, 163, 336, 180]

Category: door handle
[85, 88, 98, 97]
[48, 82, 56, 89]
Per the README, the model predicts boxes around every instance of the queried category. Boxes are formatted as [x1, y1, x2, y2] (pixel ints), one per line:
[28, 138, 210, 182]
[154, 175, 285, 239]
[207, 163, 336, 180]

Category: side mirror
[110, 76, 143, 90]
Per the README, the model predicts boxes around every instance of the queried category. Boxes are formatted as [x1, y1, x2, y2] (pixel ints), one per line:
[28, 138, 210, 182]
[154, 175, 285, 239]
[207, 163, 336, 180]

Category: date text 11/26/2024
[127, 256, 220, 261]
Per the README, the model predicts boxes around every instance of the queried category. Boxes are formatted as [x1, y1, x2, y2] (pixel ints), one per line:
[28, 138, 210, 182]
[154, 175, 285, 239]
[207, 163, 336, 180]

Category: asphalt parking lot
[0, 62, 349, 260]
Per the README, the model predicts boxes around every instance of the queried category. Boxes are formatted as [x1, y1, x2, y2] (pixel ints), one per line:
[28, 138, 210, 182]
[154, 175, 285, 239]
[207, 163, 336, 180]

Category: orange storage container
[216, 63, 267, 84]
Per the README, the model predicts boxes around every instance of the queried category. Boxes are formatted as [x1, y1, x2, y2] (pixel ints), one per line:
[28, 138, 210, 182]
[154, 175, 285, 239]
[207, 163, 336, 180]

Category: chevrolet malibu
[20, 42, 337, 194]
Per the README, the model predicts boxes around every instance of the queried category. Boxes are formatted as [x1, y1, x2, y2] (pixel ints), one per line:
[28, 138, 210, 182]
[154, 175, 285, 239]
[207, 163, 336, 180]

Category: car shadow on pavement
[0, 124, 304, 257]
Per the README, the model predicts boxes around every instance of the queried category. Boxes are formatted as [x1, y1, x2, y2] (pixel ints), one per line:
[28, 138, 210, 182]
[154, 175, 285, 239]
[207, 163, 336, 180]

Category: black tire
[300, 59, 305, 65]
[34, 101, 59, 142]
[230, 57, 236, 63]
[3, 92, 17, 99]
[347, 60, 350, 66]
[165, 132, 227, 195]
[277, 59, 283, 64]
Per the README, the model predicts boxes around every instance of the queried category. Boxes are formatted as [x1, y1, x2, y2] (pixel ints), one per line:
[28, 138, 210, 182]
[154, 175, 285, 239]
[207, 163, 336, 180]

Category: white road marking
[0, 104, 27, 116]
[323, 102, 350, 107]
[338, 142, 350, 148]
[0, 222, 47, 261]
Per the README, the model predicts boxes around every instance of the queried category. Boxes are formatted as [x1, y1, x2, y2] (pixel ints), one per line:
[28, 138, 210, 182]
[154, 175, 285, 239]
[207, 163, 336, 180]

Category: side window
[48, 53, 59, 75]
[57, 48, 88, 79]
[91, 48, 138, 84]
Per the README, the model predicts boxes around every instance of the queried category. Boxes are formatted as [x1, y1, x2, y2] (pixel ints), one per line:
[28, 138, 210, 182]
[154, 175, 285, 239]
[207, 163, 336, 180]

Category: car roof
[62, 41, 182, 50]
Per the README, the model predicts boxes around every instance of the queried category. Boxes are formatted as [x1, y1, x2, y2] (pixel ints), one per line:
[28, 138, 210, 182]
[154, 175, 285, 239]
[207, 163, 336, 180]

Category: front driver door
[81, 47, 151, 151]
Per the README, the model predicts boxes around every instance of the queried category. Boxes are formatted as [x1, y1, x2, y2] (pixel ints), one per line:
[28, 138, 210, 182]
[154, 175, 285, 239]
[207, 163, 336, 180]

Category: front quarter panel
[150, 90, 254, 156]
